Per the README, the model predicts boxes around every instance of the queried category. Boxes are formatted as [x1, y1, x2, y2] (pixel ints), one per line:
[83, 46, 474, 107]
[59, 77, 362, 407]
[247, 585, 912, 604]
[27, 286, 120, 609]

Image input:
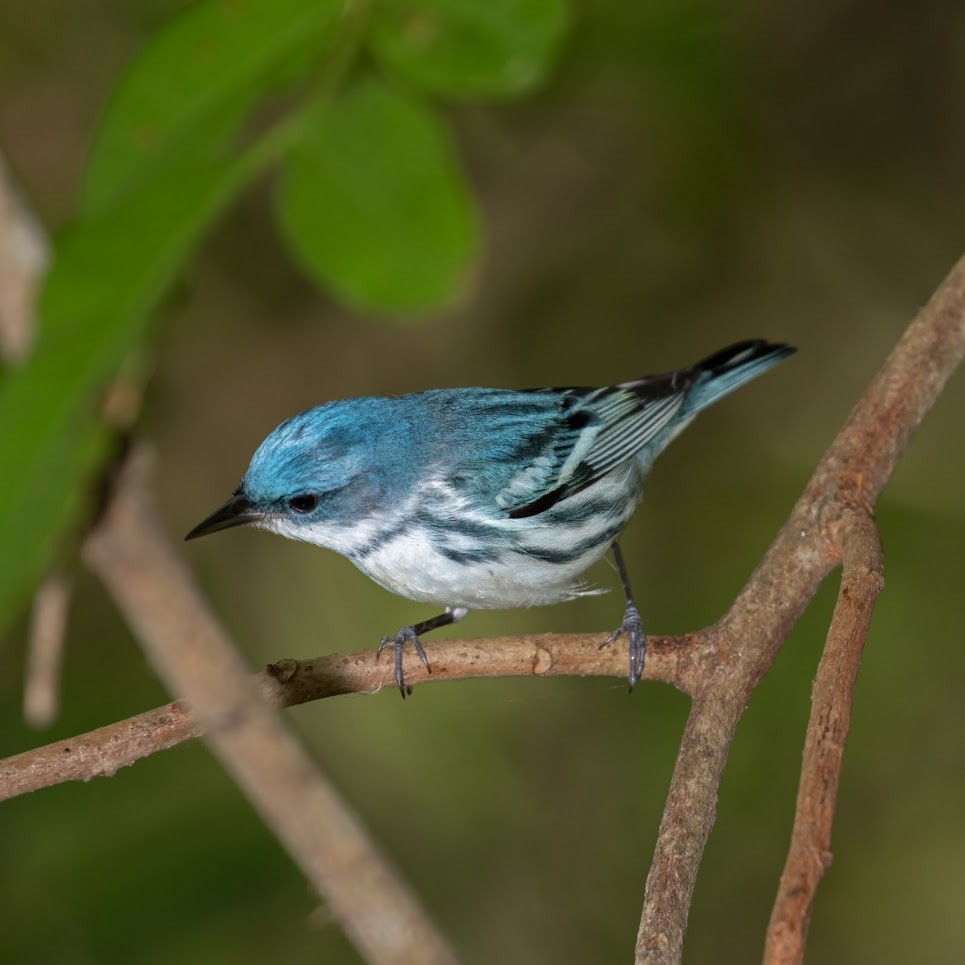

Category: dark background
[2, 2, 964, 962]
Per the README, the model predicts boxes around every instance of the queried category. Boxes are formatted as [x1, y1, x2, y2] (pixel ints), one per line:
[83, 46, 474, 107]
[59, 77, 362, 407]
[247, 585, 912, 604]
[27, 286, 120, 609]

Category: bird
[186, 339, 795, 697]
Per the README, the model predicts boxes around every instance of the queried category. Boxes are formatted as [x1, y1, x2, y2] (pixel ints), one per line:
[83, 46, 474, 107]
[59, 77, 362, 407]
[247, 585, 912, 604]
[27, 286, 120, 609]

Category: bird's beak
[185, 493, 263, 541]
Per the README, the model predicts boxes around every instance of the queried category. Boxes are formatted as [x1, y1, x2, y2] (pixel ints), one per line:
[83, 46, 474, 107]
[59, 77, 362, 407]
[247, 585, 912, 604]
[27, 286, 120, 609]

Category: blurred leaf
[82, 0, 343, 215]
[0, 102, 313, 638]
[278, 77, 478, 313]
[370, 0, 569, 98]
[0, 0, 348, 633]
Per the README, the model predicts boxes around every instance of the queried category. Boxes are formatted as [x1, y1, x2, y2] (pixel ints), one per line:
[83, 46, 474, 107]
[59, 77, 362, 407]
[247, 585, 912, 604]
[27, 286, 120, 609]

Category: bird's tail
[687, 340, 796, 412]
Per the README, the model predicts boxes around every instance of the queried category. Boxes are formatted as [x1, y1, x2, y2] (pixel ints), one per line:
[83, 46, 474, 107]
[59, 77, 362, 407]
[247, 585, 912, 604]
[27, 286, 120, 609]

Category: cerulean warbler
[187, 340, 795, 695]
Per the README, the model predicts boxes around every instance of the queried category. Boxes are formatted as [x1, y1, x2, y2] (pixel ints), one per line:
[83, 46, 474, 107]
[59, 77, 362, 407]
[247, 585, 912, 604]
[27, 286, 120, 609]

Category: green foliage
[278, 78, 478, 312]
[0, 0, 569, 633]
[371, 0, 569, 97]
[80, 0, 343, 215]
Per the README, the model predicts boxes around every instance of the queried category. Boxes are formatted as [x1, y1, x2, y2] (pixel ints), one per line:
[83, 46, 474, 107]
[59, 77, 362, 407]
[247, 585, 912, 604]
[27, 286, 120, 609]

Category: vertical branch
[23, 572, 71, 728]
[83, 450, 458, 965]
[635, 690, 744, 961]
[763, 511, 883, 964]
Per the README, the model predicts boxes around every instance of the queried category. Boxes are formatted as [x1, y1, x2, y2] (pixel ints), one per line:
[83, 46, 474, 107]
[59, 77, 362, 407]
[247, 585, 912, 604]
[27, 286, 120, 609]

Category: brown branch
[0, 630, 698, 802]
[635, 253, 965, 963]
[81, 451, 460, 965]
[764, 511, 883, 964]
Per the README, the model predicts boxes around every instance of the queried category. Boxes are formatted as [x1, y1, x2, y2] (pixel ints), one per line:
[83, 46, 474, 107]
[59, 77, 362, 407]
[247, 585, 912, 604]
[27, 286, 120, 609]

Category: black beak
[185, 493, 263, 541]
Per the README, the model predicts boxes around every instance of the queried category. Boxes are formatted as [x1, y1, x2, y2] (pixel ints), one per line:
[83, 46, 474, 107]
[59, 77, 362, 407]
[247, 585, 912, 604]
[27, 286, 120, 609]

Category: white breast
[262, 467, 641, 611]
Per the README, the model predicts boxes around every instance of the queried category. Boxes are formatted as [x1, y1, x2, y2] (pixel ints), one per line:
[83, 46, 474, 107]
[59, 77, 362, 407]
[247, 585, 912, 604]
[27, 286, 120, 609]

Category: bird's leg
[600, 541, 647, 690]
[377, 606, 469, 698]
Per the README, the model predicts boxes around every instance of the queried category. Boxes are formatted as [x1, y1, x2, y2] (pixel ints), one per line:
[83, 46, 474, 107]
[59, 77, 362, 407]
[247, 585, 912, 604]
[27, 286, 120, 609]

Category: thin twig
[81, 450, 459, 965]
[23, 572, 71, 729]
[763, 511, 883, 964]
[0, 630, 697, 802]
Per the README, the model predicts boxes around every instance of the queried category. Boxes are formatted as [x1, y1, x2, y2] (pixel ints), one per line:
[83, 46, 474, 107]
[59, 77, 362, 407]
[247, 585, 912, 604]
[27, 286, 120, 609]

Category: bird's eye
[288, 494, 318, 514]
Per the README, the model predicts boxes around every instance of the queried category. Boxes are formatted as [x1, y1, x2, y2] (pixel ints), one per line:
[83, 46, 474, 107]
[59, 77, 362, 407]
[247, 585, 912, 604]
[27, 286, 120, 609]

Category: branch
[0, 630, 698, 802]
[23, 571, 71, 728]
[81, 450, 459, 965]
[636, 253, 965, 963]
[764, 511, 883, 964]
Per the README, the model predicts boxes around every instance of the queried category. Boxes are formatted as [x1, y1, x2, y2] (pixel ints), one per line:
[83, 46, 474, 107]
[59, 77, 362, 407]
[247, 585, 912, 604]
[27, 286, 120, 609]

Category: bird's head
[185, 400, 394, 547]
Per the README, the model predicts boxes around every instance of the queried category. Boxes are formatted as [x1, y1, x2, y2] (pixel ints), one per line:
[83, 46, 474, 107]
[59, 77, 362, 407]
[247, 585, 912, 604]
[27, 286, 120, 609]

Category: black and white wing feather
[494, 378, 690, 519]
[489, 339, 794, 519]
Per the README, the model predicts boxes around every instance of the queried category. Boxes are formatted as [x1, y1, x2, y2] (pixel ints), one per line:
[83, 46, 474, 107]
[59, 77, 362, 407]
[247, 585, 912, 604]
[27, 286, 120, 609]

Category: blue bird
[186, 340, 794, 696]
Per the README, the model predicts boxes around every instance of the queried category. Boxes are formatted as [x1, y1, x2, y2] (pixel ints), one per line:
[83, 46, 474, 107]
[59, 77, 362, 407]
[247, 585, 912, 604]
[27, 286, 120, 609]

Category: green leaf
[0, 0, 346, 633]
[0, 128, 295, 634]
[82, 0, 343, 215]
[278, 77, 478, 313]
[370, 0, 569, 98]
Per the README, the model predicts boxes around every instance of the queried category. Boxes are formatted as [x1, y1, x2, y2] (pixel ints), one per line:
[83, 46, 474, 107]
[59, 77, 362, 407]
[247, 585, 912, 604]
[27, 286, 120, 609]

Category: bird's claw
[377, 626, 432, 698]
[600, 603, 646, 690]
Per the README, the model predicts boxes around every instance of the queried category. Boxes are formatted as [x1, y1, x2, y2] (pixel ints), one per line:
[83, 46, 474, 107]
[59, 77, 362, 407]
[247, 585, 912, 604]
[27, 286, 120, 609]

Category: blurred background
[2, 1, 965, 962]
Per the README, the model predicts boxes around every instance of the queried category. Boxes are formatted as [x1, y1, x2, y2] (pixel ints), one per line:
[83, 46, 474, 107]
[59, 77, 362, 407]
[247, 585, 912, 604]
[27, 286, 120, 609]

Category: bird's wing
[490, 380, 689, 518]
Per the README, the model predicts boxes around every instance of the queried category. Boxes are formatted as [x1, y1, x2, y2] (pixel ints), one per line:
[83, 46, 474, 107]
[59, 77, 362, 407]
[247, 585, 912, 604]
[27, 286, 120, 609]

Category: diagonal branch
[635, 252, 965, 963]
[82, 450, 460, 965]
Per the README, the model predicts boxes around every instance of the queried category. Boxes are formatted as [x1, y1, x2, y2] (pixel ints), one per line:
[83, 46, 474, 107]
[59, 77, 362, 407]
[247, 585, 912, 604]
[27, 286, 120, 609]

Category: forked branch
[637, 253, 965, 963]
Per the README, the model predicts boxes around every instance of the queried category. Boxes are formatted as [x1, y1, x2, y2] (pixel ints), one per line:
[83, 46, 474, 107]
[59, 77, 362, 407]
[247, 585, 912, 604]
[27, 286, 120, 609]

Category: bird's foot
[377, 626, 432, 698]
[600, 602, 646, 690]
